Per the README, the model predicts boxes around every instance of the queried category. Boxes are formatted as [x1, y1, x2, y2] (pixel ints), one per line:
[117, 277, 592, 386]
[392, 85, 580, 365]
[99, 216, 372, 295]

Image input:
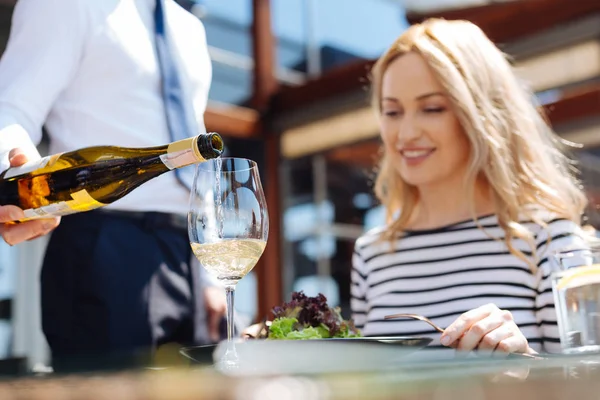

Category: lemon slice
[556, 264, 600, 290]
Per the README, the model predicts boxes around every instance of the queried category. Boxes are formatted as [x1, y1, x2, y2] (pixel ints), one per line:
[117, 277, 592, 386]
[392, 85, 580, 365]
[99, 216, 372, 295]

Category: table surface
[1, 347, 600, 400]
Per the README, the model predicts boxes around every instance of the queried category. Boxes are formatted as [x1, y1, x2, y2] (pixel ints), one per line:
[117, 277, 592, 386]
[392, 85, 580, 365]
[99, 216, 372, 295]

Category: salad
[266, 291, 362, 340]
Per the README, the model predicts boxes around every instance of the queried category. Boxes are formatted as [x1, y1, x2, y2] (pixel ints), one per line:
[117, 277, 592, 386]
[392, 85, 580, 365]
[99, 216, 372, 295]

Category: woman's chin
[399, 174, 439, 188]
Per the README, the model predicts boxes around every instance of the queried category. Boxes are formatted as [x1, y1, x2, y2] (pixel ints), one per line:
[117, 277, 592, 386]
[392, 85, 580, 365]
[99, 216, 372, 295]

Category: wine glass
[188, 157, 269, 370]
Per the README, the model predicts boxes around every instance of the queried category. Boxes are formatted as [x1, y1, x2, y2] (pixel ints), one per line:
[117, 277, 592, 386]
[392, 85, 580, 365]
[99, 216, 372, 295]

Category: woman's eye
[424, 107, 445, 113]
[383, 110, 401, 117]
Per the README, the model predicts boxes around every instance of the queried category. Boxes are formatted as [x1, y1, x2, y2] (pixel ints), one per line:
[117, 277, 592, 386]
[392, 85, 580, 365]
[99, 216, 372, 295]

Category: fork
[384, 313, 445, 333]
[384, 313, 544, 360]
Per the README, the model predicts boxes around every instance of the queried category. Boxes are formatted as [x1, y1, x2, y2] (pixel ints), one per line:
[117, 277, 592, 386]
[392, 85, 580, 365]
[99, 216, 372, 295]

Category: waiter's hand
[0, 148, 60, 245]
[203, 285, 226, 342]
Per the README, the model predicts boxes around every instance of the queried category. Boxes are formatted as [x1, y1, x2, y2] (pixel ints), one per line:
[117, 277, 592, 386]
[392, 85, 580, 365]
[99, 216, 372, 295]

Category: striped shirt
[351, 214, 587, 353]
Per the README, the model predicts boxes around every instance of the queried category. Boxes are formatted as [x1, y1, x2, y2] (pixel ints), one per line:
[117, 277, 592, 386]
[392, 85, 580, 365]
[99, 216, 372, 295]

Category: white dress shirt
[0, 0, 212, 215]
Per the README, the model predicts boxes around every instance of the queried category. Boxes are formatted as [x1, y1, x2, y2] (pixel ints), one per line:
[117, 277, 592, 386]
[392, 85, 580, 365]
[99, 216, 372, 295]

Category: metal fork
[384, 313, 445, 333]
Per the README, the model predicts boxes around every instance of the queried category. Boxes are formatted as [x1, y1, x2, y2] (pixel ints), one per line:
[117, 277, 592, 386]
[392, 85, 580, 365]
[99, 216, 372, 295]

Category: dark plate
[180, 344, 217, 365]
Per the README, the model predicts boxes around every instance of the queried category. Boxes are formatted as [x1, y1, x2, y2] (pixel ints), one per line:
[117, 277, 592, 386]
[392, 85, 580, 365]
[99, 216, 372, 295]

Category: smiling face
[379, 52, 471, 191]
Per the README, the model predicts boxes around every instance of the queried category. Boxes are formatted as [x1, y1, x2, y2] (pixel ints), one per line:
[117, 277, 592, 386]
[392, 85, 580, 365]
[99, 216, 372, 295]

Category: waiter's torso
[47, 0, 211, 214]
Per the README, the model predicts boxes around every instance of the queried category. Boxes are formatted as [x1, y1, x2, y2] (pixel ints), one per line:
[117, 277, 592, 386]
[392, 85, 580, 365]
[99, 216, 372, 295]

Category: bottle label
[160, 137, 201, 170]
[4, 156, 50, 179]
[20, 189, 104, 221]
[4, 153, 63, 179]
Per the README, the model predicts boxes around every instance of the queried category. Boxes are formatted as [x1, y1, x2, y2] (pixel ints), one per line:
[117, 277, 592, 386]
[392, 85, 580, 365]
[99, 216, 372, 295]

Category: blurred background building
[0, 0, 598, 370]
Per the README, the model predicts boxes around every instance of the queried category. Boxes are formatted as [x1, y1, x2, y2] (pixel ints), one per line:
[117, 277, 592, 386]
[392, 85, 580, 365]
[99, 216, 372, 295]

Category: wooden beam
[326, 139, 380, 169]
[204, 103, 262, 139]
[406, 0, 600, 44]
[273, 60, 374, 113]
[251, 0, 282, 319]
[543, 84, 600, 126]
[256, 131, 283, 320]
[281, 107, 378, 158]
[251, 0, 278, 111]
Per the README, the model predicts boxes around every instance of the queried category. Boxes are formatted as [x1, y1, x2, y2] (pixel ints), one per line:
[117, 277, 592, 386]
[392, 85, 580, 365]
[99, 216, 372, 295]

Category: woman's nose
[397, 116, 421, 143]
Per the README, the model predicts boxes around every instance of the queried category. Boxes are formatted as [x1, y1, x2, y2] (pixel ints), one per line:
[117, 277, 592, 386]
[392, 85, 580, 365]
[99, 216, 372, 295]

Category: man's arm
[0, 0, 90, 160]
[0, 0, 89, 244]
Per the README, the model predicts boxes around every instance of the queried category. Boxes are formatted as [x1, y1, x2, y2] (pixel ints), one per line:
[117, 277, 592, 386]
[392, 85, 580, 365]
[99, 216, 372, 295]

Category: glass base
[214, 341, 240, 373]
[563, 345, 600, 355]
[214, 358, 240, 373]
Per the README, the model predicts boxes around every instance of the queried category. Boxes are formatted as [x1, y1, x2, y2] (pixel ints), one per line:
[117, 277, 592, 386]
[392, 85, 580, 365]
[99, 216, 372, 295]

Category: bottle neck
[160, 136, 204, 170]
[197, 132, 224, 160]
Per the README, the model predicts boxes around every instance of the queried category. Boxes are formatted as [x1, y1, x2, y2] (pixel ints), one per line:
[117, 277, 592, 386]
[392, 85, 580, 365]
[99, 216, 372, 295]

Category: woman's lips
[399, 148, 436, 166]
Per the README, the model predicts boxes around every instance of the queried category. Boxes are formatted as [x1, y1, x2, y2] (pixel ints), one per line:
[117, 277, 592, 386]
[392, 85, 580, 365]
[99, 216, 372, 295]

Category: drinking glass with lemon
[552, 246, 600, 354]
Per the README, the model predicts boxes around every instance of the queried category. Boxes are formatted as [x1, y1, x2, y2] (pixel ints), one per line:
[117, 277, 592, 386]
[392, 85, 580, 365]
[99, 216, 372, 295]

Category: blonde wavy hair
[371, 18, 588, 268]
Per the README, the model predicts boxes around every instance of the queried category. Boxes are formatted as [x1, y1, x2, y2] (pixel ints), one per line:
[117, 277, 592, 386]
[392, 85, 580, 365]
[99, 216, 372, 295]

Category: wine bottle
[0, 133, 223, 222]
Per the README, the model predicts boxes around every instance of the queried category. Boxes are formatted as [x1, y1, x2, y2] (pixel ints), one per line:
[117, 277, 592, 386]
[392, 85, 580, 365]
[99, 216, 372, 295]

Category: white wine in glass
[190, 239, 266, 283]
[188, 157, 268, 370]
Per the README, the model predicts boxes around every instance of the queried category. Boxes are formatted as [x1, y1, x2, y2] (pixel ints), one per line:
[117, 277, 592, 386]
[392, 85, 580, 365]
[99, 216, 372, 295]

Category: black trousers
[40, 209, 212, 372]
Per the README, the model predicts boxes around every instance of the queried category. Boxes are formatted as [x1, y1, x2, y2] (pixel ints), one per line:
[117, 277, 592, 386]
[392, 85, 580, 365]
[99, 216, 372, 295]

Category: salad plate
[180, 336, 433, 376]
[181, 292, 435, 375]
[211, 336, 432, 376]
[180, 336, 432, 365]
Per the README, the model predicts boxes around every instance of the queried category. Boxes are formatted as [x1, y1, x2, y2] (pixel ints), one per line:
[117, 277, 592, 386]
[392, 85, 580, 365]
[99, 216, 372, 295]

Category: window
[273, 0, 409, 78]
[193, 0, 254, 104]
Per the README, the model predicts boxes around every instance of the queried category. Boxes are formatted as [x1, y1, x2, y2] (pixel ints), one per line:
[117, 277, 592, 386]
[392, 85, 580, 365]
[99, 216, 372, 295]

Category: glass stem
[225, 285, 235, 341]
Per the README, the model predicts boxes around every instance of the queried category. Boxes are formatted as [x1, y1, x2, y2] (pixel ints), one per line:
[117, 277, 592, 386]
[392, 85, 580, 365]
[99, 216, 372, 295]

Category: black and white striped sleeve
[350, 244, 369, 330]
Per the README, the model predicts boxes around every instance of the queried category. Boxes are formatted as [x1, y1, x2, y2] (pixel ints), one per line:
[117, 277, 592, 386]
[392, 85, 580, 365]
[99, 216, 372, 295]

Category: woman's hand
[241, 321, 271, 339]
[0, 148, 60, 245]
[241, 323, 264, 338]
[440, 303, 535, 355]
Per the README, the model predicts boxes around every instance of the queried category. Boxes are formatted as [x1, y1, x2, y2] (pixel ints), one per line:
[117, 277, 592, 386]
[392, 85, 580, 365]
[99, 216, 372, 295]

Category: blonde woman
[351, 18, 589, 355]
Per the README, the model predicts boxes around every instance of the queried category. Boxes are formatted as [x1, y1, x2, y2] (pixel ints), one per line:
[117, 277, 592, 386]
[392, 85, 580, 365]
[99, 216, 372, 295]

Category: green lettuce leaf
[268, 317, 298, 339]
[335, 322, 362, 338]
[266, 292, 363, 340]
[286, 326, 325, 340]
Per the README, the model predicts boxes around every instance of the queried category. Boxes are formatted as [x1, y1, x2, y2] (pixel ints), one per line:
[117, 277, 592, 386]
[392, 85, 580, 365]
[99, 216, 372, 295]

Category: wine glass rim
[195, 157, 259, 173]
[552, 245, 600, 259]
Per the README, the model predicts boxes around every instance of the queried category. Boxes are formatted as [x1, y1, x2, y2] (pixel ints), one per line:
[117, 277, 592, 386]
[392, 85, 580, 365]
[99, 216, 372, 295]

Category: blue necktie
[154, 0, 197, 190]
